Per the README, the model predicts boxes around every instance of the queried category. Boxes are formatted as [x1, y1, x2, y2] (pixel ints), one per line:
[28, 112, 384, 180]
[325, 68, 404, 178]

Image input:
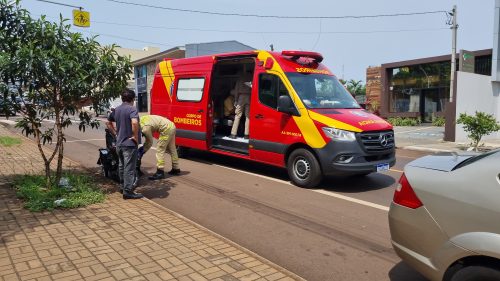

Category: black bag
[97, 129, 142, 183]
[97, 129, 120, 182]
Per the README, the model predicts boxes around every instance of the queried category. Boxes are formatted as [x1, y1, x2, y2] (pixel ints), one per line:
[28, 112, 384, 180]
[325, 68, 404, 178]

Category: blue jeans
[117, 146, 138, 192]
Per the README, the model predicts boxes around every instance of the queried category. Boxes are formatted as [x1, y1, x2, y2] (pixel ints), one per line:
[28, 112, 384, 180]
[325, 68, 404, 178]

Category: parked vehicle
[97, 129, 142, 185]
[0, 96, 16, 116]
[389, 149, 500, 281]
[150, 50, 396, 187]
[81, 103, 109, 117]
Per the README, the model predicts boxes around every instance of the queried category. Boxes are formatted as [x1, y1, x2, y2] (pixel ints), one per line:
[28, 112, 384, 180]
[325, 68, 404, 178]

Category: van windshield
[286, 73, 360, 109]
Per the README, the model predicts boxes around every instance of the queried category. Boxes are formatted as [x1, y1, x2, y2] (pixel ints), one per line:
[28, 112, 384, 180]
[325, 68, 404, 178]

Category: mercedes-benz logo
[379, 134, 389, 147]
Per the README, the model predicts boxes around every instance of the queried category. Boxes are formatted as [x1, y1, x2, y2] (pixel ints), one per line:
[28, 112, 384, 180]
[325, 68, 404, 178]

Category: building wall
[115, 46, 161, 62]
[115, 46, 162, 97]
[365, 66, 382, 108]
[455, 71, 500, 142]
[185, 41, 254, 57]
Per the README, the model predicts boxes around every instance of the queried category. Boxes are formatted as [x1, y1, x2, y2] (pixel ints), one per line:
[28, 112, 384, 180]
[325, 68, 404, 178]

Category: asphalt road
[2, 117, 431, 281]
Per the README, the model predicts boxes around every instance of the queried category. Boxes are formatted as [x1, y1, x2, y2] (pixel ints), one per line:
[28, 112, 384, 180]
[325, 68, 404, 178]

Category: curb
[398, 146, 455, 153]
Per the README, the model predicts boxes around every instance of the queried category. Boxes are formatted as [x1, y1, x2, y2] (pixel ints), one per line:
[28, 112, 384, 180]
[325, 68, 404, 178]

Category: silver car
[389, 149, 500, 281]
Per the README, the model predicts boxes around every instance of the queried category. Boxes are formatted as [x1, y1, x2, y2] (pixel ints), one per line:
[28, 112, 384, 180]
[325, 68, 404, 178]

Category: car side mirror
[278, 95, 300, 116]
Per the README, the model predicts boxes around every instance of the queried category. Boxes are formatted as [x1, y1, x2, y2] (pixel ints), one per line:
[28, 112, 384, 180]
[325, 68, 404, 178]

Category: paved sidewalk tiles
[0, 124, 303, 280]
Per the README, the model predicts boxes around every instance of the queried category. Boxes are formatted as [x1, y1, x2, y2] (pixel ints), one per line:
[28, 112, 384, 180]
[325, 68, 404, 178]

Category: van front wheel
[287, 148, 322, 188]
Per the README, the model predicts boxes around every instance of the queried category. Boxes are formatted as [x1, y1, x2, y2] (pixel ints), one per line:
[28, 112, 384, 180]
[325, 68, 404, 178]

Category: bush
[457, 111, 500, 151]
[432, 116, 445, 127]
[14, 173, 105, 212]
[387, 117, 421, 126]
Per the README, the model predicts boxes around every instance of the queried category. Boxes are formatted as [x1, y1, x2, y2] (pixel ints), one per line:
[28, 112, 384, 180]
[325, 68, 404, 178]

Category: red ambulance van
[150, 50, 395, 187]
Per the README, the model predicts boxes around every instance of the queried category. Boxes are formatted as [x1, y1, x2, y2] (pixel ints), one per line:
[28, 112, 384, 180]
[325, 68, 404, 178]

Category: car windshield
[286, 73, 360, 109]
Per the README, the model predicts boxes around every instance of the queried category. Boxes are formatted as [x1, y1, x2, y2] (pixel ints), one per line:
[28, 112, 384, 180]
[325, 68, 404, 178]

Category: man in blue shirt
[114, 89, 143, 199]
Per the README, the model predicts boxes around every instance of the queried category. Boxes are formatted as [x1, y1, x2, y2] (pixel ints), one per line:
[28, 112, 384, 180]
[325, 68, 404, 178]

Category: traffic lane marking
[213, 164, 390, 212]
[389, 168, 403, 173]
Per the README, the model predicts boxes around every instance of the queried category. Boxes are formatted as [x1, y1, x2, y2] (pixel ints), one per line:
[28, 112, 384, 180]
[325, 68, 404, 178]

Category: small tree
[457, 111, 500, 151]
[1, 1, 131, 187]
[346, 79, 366, 97]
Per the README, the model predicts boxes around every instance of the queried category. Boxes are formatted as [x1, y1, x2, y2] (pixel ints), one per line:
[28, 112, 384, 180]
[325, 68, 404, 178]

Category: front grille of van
[358, 130, 395, 152]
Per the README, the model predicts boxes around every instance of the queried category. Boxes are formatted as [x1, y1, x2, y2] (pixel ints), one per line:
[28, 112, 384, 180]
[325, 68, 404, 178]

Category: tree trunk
[34, 124, 52, 188]
[55, 107, 64, 185]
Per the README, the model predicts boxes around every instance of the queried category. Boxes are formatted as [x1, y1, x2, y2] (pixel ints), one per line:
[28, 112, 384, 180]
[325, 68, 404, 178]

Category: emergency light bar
[281, 50, 323, 63]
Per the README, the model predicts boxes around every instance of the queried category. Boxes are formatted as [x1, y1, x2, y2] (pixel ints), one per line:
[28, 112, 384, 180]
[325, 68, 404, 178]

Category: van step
[211, 144, 249, 155]
[213, 136, 249, 151]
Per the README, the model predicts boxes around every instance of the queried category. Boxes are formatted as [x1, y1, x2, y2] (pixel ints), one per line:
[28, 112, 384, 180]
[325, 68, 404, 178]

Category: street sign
[459, 50, 475, 73]
[72, 10, 90, 27]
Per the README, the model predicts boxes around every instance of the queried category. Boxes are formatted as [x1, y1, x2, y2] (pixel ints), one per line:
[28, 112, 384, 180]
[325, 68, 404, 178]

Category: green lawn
[0, 136, 22, 147]
[14, 173, 106, 212]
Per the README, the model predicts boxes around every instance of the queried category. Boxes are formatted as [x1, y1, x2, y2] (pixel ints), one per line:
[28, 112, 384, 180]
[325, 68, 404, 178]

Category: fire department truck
[150, 50, 395, 187]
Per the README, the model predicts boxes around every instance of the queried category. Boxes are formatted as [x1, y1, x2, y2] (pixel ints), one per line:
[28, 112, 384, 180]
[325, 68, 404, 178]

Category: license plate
[376, 163, 389, 172]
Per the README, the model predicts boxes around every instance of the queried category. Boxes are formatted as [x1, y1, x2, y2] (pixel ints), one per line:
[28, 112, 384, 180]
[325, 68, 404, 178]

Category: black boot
[168, 168, 181, 175]
[148, 169, 165, 180]
[123, 190, 144, 200]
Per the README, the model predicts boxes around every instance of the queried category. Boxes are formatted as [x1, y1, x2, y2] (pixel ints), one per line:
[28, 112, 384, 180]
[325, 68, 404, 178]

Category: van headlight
[322, 127, 356, 141]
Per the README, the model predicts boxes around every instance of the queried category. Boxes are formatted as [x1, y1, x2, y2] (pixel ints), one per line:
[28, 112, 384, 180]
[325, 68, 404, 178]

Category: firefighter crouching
[140, 115, 181, 180]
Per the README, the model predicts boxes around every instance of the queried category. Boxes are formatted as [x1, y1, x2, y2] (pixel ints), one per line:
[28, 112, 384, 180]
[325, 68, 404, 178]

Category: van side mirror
[278, 96, 300, 116]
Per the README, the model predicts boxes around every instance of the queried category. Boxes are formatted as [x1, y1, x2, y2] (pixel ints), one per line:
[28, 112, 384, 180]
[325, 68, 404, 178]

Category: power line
[103, 0, 447, 20]
[80, 28, 448, 51]
[35, 14, 449, 35]
[86, 18, 449, 35]
[33, 0, 83, 9]
[83, 30, 175, 48]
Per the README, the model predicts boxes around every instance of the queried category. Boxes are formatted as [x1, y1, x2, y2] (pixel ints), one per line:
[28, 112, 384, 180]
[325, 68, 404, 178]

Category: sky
[18, 0, 496, 82]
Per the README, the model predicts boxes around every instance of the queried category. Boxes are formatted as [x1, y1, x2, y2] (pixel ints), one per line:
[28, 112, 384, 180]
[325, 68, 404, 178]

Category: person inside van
[295, 81, 319, 107]
[229, 71, 252, 139]
[223, 91, 235, 119]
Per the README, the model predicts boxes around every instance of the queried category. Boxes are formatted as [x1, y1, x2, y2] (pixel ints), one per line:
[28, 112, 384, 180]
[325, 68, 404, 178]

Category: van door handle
[197, 109, 204, 113]
[255, 114, 264, 119]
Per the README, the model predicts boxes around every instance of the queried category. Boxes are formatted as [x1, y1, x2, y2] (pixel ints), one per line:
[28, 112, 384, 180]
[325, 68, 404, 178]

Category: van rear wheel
[287, 148, 322, 188]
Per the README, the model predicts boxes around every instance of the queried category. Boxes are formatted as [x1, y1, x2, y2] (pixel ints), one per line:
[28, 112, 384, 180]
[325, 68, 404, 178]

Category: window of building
[259, 73, 289, 109]
[388, 61, 450, 117]
[135, 65, 147, 78]
[177, 78, 205, 102]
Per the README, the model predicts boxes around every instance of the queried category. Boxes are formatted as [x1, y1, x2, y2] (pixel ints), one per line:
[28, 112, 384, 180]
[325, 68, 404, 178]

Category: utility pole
[449, 5, 458, 102]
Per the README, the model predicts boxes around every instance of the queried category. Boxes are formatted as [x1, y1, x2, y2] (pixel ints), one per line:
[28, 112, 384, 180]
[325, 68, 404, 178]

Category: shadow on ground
[186, 150, 396, 192]
[321, 173, 396, 192]
[389, 261, 429, 281]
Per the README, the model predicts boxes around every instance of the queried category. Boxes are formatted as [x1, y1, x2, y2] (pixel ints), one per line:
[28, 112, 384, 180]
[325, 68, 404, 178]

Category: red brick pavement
[0, 124, 304, 281]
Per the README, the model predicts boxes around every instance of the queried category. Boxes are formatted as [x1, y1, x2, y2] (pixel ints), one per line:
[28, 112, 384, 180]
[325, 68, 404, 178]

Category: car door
[249, 72, 300, 167]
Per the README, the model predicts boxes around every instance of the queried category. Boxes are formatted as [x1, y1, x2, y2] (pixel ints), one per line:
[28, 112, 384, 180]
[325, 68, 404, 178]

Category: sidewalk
[0, 124, 303, 281]
[394, 126, 500, 152]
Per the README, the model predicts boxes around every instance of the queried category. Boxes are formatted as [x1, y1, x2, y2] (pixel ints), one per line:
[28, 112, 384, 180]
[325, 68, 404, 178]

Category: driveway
[394, 126, 444, 148]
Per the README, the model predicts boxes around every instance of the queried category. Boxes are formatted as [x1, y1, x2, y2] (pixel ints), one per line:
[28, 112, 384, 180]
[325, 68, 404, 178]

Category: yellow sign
[73, 10, 90, 27]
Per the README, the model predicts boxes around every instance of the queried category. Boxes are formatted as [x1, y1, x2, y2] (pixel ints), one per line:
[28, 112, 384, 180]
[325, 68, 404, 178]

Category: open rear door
[170, 58, 214, 151]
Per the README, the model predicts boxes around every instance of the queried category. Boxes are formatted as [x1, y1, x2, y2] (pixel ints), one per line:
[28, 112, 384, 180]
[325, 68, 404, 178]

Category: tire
[451, 265, 500, 281]
[287, 148, 322, 188]
[177, 146, 189, 158]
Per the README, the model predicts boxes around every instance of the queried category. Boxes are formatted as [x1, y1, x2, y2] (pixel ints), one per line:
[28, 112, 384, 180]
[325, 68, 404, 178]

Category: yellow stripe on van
[159, 60, 175, 101]
[308, 111, 362, 133]
[256, 51, 327, 149]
